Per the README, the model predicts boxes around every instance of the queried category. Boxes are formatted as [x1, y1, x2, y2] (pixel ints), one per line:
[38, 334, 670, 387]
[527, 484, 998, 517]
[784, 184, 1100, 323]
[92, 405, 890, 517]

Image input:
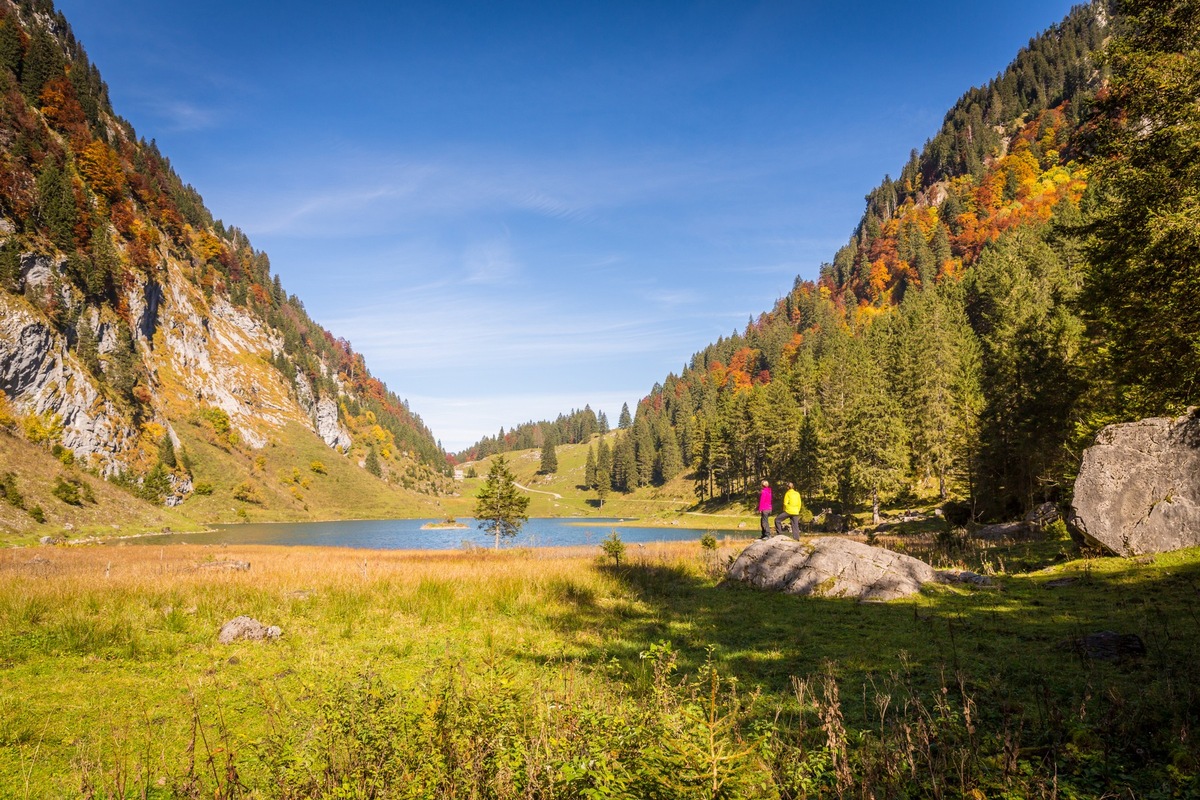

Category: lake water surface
[126, 518, 751, 551]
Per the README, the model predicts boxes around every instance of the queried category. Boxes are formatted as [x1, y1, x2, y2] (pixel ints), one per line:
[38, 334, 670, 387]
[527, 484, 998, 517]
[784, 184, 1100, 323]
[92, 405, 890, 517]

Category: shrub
[1045, 518, 1070, 541]
[0, 393, 16, 428]
[51, 443, 74, 466]
[600, 530, 626, 566]
[139, 464, 171, 503]
[192, 481, 214, 496]
[51, 476, 82, 505]
[28, 504, 44, 523]
[233, 481, 263, 504]
[309, 460, 327, 475]
[942, 500, 973, 527]
[0, 472, 23, 509]
[22, 411, 61, 445]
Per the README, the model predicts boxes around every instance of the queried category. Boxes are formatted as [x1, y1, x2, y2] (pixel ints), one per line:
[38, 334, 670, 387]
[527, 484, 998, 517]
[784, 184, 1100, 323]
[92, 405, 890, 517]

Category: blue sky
[56, 0, 1081, 451]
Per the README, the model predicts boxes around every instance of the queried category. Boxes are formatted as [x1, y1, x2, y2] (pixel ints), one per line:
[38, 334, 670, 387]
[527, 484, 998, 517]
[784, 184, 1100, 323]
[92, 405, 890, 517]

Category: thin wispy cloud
[148, 99, 221, 132]
[463, 234, 519, 285]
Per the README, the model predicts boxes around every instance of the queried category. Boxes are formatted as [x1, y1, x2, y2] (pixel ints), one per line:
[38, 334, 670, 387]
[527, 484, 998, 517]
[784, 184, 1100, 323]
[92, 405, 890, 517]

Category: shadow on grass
[526, 549, 1200, 734]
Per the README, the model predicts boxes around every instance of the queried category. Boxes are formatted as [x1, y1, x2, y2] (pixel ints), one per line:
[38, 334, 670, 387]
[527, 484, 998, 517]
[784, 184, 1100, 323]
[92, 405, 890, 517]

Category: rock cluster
[1071, 408, 1200, 555]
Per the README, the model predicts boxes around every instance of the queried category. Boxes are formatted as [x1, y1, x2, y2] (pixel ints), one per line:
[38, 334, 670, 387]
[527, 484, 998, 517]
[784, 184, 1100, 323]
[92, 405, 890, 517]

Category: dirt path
[514, 482, 563, 500]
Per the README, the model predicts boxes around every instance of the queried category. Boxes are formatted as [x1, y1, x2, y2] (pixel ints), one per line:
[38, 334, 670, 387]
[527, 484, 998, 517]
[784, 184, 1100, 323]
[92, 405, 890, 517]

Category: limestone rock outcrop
[727, 536, 938, 602]
[1071, 409, 1200, 555]
[0, 295, 137, 475]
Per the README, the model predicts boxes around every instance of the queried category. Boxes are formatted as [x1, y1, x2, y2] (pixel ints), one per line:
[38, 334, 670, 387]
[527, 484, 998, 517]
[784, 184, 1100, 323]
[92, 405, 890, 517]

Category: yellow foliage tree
[76, 140, 125, 202]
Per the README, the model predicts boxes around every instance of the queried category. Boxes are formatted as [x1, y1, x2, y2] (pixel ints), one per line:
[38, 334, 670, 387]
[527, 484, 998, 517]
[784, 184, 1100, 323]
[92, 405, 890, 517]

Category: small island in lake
[420, 518, 469, 530]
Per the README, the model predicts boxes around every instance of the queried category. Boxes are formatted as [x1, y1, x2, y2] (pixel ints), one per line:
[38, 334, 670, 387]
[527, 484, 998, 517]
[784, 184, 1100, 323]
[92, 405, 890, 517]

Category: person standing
[775, 482, 803, 538]
[758, 479, 773, 538]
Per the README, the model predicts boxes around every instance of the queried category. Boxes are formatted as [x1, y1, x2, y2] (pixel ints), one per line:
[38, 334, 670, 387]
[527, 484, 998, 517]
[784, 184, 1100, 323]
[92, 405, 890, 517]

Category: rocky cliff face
[0, 291, 137, 475]
[0, 252, 355, 477]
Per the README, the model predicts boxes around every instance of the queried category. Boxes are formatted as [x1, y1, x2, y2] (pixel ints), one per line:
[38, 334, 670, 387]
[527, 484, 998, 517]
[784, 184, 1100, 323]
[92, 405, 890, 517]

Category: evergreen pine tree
[795, 412, 821, 502]
[88, 226, 119, 300]
[0, 244, 19, 292]
[584, 445, 596, 488]
[0, 15, 21, 78]
[595, 438, 613, 495]
[75, 316, 100, 376]
[1085, 0, 1200, 415]
[967, 227, 1083, 517]
[618, 403, 632, 429]
[364, 446, 381, 477]
[473, 455, 530, 549]
[539, 433, 558, 474]
[633, 418, 655, 487]
[655, 423, 684, 485]
[158, 432, 177, 469]
[20, 26, 62, 102]
[36, 159, 78, 251]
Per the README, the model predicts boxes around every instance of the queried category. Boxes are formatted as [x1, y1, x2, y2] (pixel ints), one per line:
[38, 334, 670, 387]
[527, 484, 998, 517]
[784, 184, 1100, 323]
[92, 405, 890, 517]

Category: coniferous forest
[494, 0, 1197, 523]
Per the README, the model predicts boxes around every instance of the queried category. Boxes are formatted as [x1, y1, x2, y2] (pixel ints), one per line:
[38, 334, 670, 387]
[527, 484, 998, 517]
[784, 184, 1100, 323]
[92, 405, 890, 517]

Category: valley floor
[1, 535, 1197, 797]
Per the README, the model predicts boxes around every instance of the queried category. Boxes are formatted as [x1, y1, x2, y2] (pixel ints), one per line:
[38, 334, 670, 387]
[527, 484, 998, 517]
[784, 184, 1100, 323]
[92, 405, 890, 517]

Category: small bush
[51, 444, 74, 466]
[192, 481, 214, 496]
[600, 530, 626, 566]
[309, 460, 327, 475]
[51, 476, 82, 505]
[0, 393, 16, 428]
[233, 481, 263, 504]
[1, 472, 24, 509]
[28, 504, 45, 523]
[1045, 518, 1070, 541]
[942, 500, 973, 527]
[139, 464, 171, 503]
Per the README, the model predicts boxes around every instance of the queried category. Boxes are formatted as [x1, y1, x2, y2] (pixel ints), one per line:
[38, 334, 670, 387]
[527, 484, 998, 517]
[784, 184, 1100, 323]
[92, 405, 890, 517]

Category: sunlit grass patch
[0, 541, 1197, 797]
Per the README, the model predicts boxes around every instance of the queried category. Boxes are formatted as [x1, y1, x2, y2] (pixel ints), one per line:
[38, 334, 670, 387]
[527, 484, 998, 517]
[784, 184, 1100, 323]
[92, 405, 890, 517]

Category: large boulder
[1071, 409, 1200, 555]
[727, 536, 938, 602]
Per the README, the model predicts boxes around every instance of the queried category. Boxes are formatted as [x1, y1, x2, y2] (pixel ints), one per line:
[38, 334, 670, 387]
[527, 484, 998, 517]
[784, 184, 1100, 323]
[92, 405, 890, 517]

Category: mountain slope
[0, 0, 449, 530]
[579, 1, 1125, 522]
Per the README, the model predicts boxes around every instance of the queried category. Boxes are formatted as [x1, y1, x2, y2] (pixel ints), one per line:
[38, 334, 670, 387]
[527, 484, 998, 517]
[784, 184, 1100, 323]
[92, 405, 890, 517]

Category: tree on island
[474, 455, 530, 549]
[539, 432, 558, 474]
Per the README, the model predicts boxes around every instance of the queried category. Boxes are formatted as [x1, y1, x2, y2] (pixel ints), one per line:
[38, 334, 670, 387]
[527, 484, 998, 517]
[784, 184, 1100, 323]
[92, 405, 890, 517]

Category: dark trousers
[760, 511, 771, 537]
[775, 513, 799, 537]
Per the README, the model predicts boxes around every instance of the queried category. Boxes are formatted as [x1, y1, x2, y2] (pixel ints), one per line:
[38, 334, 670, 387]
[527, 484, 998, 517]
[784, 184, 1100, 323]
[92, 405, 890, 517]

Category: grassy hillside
[0, 429, 203, 542]
[174, 420, 453, 524]
[451, 433, 758, 530]
[1, 536, 1195, 797]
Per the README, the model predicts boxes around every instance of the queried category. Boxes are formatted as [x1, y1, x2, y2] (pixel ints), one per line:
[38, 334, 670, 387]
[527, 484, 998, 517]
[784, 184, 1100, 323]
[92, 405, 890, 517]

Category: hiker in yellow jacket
[774, 482, 803, 538]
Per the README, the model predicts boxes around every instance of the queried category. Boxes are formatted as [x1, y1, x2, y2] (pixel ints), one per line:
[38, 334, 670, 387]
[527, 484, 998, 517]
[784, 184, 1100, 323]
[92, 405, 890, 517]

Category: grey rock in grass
[727, 536, 937, 602]
[973, 521, 1034, 542]
[1071, 408, 1200, 556]
[1060, 631, 1146, 662]
[936, 569, 994, 587]
[1024, 502, 1060, 527]
[198, 559, 250, 572]
[218, 616, 281, 644]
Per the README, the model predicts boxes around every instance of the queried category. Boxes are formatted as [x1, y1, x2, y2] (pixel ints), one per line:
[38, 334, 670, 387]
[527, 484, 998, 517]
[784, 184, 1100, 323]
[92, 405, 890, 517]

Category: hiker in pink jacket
[758, 480, 772, 538]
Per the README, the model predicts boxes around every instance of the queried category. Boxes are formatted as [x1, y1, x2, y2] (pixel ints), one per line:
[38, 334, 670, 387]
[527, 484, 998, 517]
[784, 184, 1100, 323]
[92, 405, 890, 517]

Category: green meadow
[1, 531, 1196, 799]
